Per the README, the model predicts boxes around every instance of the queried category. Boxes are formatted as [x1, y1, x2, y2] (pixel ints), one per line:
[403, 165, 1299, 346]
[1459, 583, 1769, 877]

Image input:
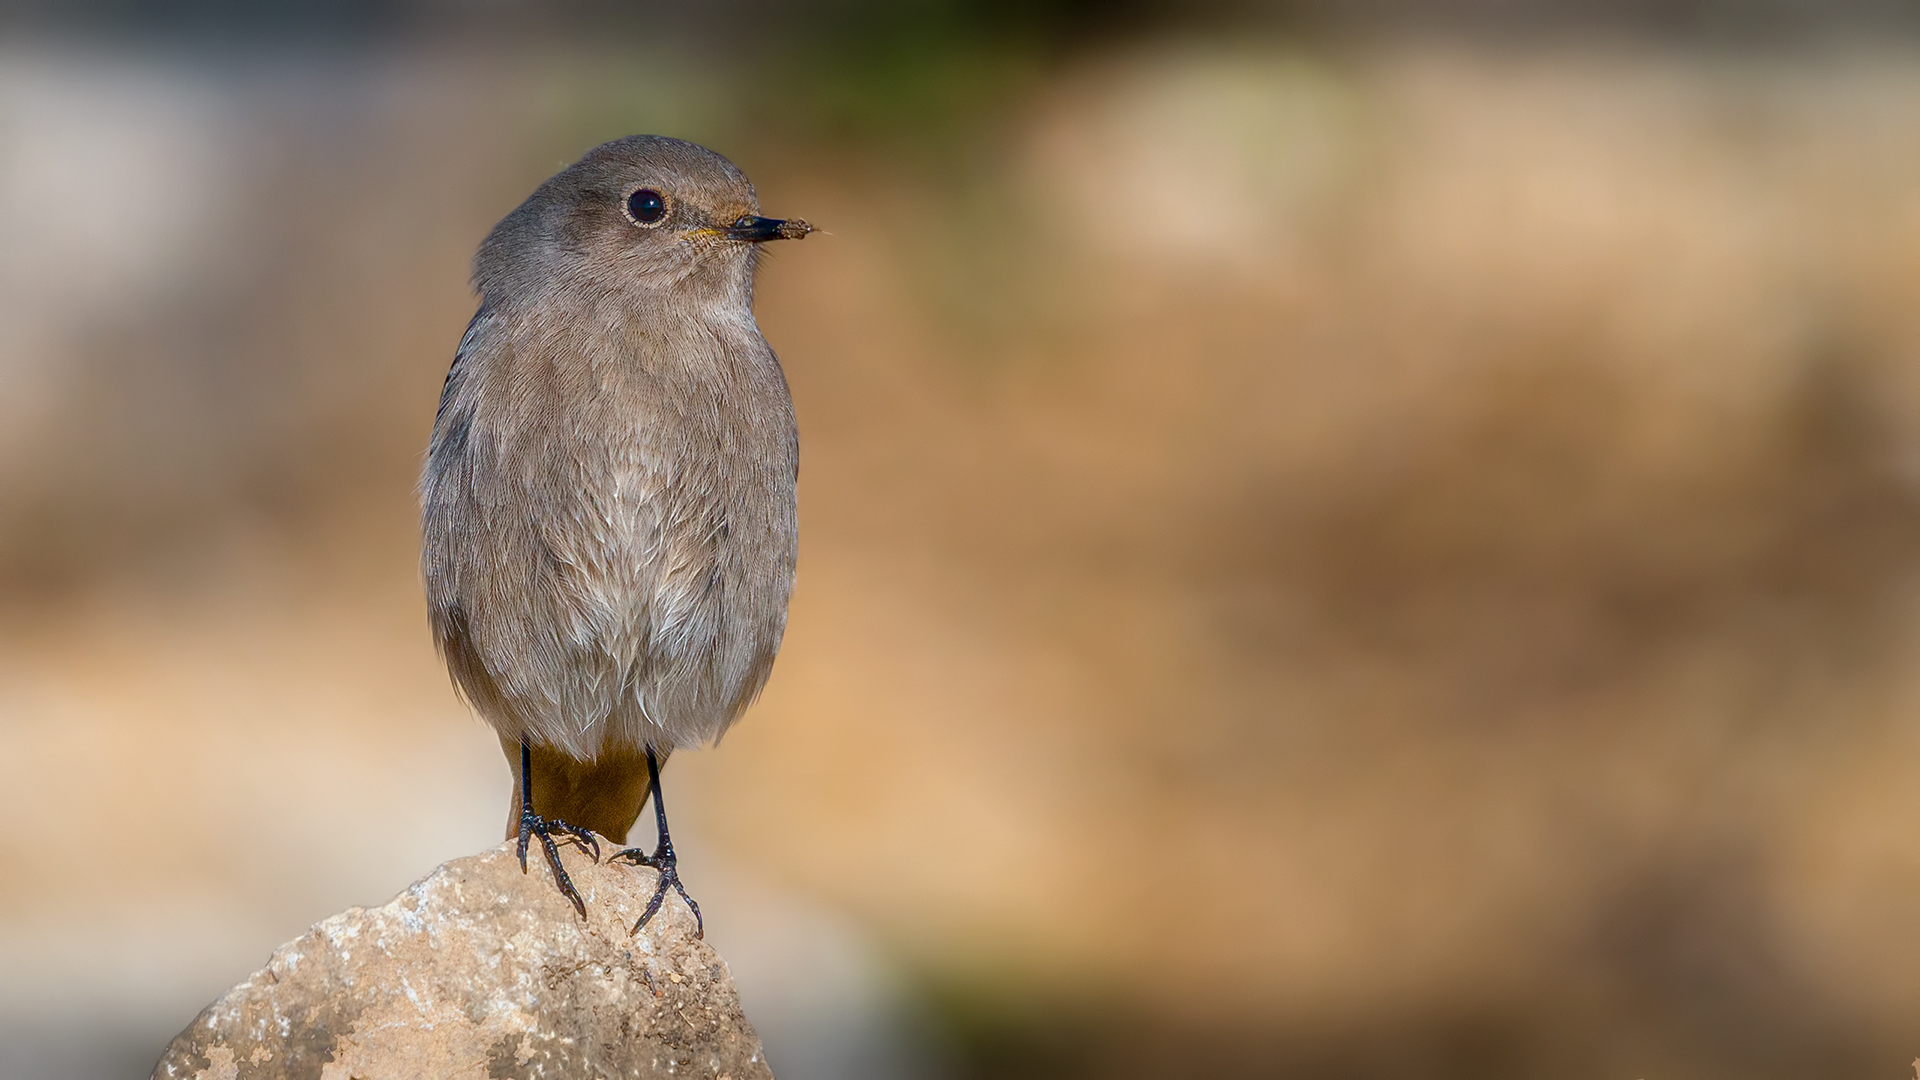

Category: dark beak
[724, 216, 814, 242]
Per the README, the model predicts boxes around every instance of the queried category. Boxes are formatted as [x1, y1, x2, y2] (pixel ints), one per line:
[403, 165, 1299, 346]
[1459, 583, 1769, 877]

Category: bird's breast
[425, 293, 797, 752]
[542, 326, 794, 629]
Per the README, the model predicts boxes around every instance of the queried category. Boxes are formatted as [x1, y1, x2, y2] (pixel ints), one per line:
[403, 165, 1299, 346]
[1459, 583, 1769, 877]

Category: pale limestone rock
[152, 840, 773, 1080]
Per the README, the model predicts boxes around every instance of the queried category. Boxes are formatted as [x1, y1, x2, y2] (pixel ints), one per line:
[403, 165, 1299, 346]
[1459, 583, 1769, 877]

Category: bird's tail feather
[503, 736, 661, 846]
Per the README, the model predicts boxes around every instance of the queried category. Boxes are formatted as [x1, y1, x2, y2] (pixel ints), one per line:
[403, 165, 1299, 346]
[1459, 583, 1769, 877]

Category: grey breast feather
[422, 300, 794, 760]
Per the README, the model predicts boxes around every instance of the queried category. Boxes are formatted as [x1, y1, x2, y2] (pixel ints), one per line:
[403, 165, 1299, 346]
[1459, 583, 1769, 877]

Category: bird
[420, 135, 810, 934]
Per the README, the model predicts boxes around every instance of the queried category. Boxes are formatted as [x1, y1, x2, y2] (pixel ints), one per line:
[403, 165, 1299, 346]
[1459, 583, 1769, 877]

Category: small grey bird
[421, 136, 810, 931]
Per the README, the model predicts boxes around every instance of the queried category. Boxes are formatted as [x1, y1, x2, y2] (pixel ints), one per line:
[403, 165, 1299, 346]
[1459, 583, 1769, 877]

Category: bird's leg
[515, 736, 601, 917]
[610, 747, 704, 938]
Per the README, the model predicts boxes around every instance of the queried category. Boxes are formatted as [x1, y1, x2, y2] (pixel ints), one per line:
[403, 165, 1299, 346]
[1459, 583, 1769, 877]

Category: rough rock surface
[153, 839, 773, 1080]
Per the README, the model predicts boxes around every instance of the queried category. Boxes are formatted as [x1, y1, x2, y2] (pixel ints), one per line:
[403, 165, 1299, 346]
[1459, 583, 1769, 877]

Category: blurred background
[4, 1, 1920, 1077]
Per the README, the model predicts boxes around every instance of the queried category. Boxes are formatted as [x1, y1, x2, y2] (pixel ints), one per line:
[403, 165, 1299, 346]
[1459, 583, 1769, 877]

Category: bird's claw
[611, 842, 703, 938]
[516, 806, 600, 918]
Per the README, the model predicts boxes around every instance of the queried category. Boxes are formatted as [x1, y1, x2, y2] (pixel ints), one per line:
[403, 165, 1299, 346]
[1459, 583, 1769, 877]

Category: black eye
[625, 188, 667, 225]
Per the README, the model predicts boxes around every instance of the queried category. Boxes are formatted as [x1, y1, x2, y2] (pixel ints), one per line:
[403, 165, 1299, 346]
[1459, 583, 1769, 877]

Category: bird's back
[422, 282, 798, 761]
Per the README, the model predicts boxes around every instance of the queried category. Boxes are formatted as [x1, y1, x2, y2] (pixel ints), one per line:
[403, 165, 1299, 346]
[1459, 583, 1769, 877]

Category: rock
[152, 839, 773, 1080]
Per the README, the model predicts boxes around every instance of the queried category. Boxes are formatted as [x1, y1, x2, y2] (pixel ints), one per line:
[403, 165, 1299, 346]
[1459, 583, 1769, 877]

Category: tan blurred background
[4, 1, 1920, 1077]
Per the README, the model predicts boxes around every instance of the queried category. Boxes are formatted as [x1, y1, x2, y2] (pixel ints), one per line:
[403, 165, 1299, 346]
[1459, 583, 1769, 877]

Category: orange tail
[501, 737, 659, 845]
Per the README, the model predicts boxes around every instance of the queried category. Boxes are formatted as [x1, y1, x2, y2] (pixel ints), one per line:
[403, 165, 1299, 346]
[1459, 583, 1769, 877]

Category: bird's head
[474, 135, 811, 309]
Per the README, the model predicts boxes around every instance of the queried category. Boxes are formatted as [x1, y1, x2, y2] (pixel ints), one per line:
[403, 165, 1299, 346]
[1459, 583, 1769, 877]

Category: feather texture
[421, 136, 800, 768]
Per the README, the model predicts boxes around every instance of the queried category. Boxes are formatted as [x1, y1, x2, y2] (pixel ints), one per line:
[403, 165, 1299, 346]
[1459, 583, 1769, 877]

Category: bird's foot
[516, 806, 601, 918]
[611, 837, 703, 938]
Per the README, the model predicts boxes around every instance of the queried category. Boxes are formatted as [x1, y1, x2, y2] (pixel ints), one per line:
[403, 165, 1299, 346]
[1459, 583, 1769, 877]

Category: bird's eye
[625, 188, 667, 225]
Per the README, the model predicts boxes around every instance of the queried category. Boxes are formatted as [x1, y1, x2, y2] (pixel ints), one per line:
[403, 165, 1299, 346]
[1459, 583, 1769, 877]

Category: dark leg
[516, 735, 601, 917]
[610, 747, 704, 938]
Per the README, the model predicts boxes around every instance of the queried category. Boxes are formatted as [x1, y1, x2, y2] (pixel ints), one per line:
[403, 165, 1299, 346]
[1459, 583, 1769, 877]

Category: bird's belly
[428, 343, 799, 761]
[527, 464, 791, 754]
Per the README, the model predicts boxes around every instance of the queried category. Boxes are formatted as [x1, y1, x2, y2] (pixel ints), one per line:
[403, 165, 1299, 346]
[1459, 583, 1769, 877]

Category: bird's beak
[723, 216, 814, 242]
